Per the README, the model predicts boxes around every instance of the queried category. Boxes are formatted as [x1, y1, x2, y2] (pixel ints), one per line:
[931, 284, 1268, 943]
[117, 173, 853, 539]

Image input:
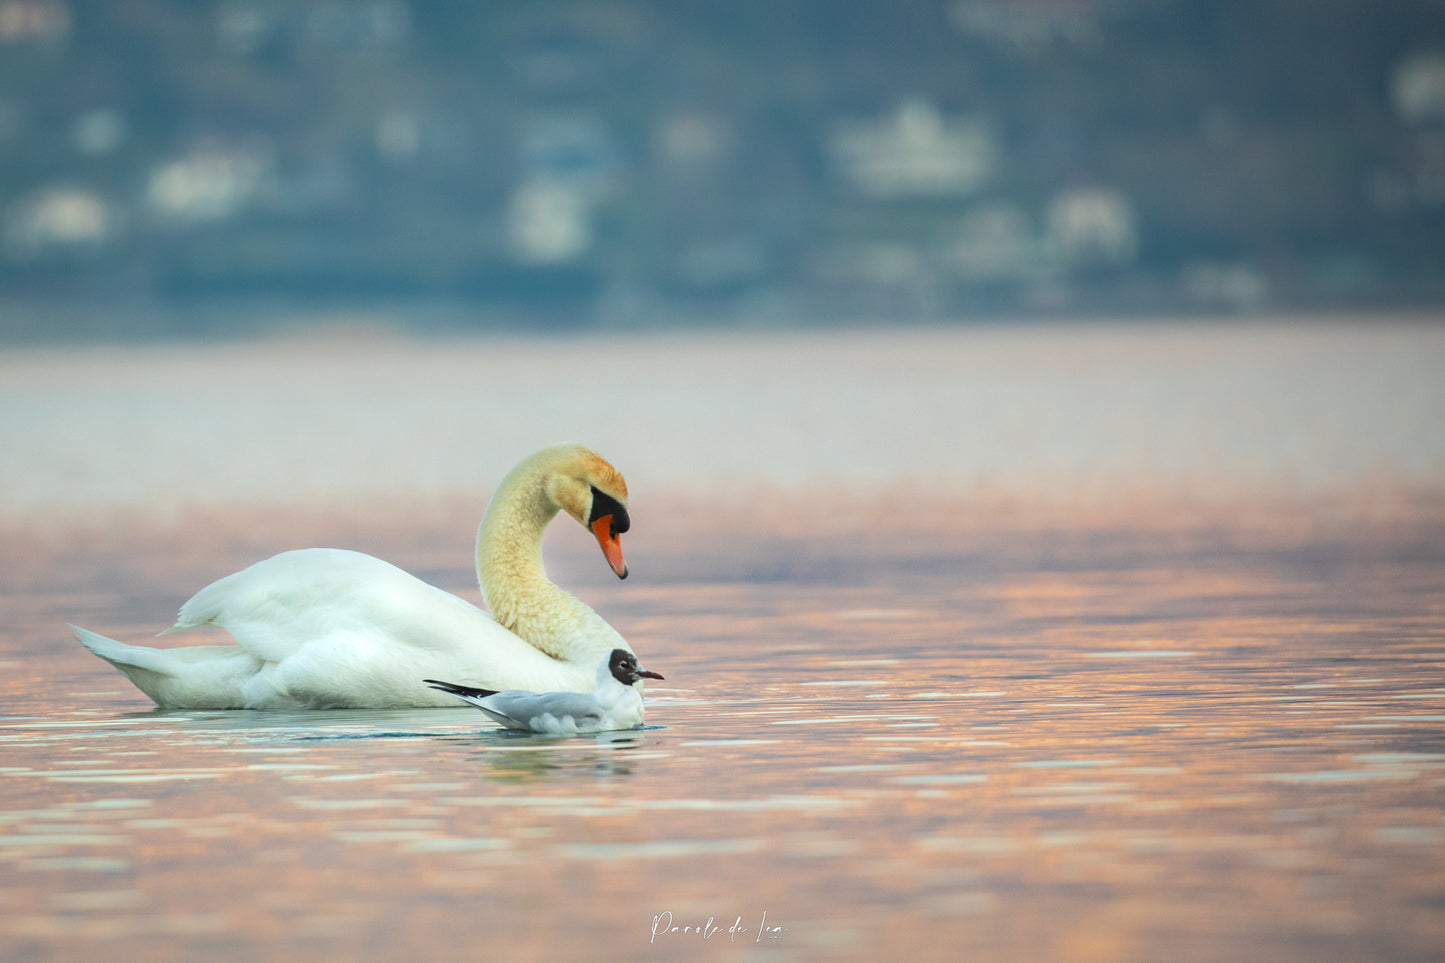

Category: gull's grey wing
[475, 704, 532, 730]
[486, 691, 605, 730]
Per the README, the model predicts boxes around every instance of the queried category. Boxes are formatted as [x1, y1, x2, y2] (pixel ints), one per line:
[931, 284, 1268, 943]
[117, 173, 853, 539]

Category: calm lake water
[2, 321, 1444, 961]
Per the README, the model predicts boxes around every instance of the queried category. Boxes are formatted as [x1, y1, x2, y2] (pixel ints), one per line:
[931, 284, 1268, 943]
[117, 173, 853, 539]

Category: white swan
[71, 443, 637, 710]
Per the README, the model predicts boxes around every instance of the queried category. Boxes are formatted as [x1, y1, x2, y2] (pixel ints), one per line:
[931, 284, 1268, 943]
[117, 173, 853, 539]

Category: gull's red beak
[590, 515, 628, 579]
[638, 667, 664, 680]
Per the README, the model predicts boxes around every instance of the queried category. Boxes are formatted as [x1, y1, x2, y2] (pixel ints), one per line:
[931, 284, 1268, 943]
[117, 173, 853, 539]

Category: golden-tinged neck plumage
[473, 444, 628, 663]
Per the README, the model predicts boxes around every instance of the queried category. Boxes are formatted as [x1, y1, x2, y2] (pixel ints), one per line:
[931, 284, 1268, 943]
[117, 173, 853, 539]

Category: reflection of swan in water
[72, 444, 638, 709]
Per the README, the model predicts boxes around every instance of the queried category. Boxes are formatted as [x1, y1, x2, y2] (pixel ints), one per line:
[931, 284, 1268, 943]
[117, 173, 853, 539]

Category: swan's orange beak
[591, 515, 628, 579]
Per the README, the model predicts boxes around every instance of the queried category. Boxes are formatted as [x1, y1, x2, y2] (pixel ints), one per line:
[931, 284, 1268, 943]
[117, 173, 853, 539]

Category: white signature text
[650, 910, 785, 944]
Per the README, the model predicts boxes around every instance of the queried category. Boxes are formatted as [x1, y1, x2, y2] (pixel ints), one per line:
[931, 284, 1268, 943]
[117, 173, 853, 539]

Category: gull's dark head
[608, 648, 663, 686]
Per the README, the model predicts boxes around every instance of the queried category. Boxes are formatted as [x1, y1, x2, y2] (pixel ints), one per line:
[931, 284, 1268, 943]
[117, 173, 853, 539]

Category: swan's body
[72, 444, 636, 709]
[424, 648, 663, 733]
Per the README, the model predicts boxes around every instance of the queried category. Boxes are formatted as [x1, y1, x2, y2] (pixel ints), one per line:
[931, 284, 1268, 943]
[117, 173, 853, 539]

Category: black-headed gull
[424, 648, 663, 733]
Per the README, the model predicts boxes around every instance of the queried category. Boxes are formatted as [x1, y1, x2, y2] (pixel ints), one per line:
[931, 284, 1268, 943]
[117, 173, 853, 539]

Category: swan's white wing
[155, 547, 599, 705]
[169, 548, 504, 663]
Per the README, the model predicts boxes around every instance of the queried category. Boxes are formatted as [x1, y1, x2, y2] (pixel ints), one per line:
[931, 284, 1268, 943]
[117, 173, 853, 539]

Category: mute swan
[71, 443, 637, 709]
[424, 648, 663, 733]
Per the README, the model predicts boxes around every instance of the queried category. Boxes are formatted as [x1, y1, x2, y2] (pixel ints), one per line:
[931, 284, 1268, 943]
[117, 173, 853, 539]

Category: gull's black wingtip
[423, 678, 499, 699]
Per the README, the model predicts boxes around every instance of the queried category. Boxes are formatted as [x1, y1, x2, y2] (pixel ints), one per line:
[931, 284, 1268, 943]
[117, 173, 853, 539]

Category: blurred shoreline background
[2, 0, 1445, 343]
[2, 0, 1443, 530]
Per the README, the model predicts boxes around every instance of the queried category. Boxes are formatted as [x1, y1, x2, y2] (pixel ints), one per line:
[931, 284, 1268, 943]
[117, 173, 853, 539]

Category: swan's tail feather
[73, 624, 170, 672]
[71, 624, 255, 709]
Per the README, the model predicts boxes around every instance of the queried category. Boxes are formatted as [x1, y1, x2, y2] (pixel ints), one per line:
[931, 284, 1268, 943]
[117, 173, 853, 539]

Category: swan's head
[541, 445, 631, 580]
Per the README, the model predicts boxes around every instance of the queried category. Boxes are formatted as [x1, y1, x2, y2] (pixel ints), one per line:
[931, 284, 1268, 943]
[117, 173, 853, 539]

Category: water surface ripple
[3, 509, 1443, 962]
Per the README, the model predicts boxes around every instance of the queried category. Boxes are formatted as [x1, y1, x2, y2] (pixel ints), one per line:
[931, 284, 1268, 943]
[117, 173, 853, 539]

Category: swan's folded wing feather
[168, 548, 501, 664]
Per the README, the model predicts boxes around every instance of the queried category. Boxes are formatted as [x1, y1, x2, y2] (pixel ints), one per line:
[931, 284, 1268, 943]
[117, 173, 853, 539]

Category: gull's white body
[71, 444, 633, 710]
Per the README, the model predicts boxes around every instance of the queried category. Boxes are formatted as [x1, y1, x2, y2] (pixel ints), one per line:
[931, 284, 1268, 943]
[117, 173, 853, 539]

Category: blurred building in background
[0, 0, 1442, 338]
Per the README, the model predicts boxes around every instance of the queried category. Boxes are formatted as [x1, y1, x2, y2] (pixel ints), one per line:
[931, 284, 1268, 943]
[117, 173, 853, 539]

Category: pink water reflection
[1, 492, 1443, 962]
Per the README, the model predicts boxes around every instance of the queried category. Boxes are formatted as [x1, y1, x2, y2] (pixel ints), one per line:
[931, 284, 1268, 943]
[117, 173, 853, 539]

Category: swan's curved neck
[475, 463, 595, 663]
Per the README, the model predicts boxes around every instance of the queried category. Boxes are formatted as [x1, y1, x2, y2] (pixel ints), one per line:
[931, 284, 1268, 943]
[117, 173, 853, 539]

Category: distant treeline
[2, 0, 1444, 338]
